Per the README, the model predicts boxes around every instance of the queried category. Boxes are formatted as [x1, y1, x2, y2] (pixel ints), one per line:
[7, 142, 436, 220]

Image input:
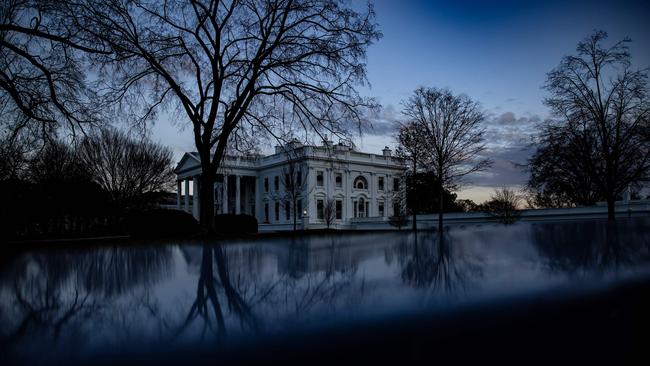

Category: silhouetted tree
[526, 120, 604, 208]
[482, 187, 521, 224]
[405, 171, 463, 216]
[77, 128, 175, 210]
[23, 140, 108, 236]
[543, 30, 650, 219]
[280, 158, 309, 231]
[395, 121, 428, 231]
[455, 199, 479, 212]
[322, 198, 336, 229]
[0, 0, 108, 140]
[403, 87, 490, 232]
[66, 0, 381, 233]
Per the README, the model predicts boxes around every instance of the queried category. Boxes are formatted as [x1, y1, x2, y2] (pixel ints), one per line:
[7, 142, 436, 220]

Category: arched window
[353, 176, 368, 190]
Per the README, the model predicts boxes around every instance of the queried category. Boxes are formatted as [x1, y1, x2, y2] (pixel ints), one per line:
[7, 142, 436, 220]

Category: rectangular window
[317, 199, 324, 219]
[274, 176, 279, 191]
[393, 201, 400, 216]
[285, 201, 290, 220]
[275, 201, 280, 221]
[378, 176, 384, 191]
[297, 199, 302, 218]
[335, 173, 342, 188]
[264, 177, 269, 192]
[378, 201, 385, 217]
[393, 178, 400, 191]
[336, 200, 343, 220]
[285, 173, 290, 188]
[317, 171, 324, 187]
[297, 171, 302, 187]
[264, 203, 269, 222]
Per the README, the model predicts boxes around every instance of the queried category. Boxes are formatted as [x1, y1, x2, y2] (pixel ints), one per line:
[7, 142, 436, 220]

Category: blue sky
[152, 0, 650, 202]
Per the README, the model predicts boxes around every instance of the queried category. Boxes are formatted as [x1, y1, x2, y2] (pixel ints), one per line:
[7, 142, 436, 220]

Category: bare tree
[322, 197, 336, 229]
[64, 0, 380, 233]
[525, 122, 603, 208]
[77, 128, 175, 209]
[395, 121, 427, 231]
[280, 158, 309, 231]
[403, 87, 490, 232]
[544, 30, 650, 219]
[0, 0, 108, 140]
[483, 187, 521, 224]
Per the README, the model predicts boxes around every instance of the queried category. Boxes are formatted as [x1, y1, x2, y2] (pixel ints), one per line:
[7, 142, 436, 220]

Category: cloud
[466, 110, 545, 188]
[497, 111, 517, 124]
[363, 104, 403, 137]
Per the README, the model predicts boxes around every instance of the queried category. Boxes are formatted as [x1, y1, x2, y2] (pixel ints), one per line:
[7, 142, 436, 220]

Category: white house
[174, 139, 406, 231]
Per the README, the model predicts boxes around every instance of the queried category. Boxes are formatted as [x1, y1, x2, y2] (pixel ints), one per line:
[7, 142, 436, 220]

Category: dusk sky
[152, 0, 650, 203]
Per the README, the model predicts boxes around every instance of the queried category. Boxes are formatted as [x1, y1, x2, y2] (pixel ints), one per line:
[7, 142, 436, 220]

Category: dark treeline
[526, 31, 650, 217]
[0, 129, 175, 240]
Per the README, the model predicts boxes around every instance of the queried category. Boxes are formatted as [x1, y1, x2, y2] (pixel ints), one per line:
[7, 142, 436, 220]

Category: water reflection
[0, 246, 173, 355]
[394, 231, 483, 296]
[1, 219, 649, 364]
[531, 220, 650, 275]
[174, 244, 257, 340]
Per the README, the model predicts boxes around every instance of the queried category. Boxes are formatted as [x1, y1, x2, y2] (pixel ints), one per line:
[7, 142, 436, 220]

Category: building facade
[174, 140, 406, 231]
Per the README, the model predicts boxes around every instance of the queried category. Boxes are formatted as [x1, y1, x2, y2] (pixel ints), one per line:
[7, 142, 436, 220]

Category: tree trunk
[606, 194, 616, 221]
[438, 183, 444, 233]
[293, 201, 297, 232]
[199, 173, 216, 235]
[412, 158, 417, 232]
[412, 212, 417, 232]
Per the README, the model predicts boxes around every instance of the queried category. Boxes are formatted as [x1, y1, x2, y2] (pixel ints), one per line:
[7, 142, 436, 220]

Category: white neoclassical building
[174, 139, 405, 231]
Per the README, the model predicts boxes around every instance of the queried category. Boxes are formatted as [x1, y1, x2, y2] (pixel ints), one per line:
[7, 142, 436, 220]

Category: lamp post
[302, 209, 309, 231]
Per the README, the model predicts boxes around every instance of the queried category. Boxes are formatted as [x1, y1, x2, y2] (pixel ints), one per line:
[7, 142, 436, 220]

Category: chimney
[382, 146, 392, 157]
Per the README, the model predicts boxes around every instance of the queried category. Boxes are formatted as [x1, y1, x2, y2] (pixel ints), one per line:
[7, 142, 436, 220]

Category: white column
[176, 180, 182, 210]
[235, 175, 241, 215]
[184, 179, 190, 212]
[192, 177, 200, 220]
[369, 172, 375, 217]
[344, 169, 351, 220]
[223, 175, 229, 214]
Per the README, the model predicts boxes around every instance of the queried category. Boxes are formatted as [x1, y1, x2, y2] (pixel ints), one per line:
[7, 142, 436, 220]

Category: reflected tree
[0, 245, 173, 352]
[397, 231, 482, 297]
[174, 243, 258, 340]
[530, 219, 650, 275]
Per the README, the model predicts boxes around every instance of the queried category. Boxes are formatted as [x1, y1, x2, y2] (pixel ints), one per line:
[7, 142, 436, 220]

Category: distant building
[174, 138, 406, 231]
